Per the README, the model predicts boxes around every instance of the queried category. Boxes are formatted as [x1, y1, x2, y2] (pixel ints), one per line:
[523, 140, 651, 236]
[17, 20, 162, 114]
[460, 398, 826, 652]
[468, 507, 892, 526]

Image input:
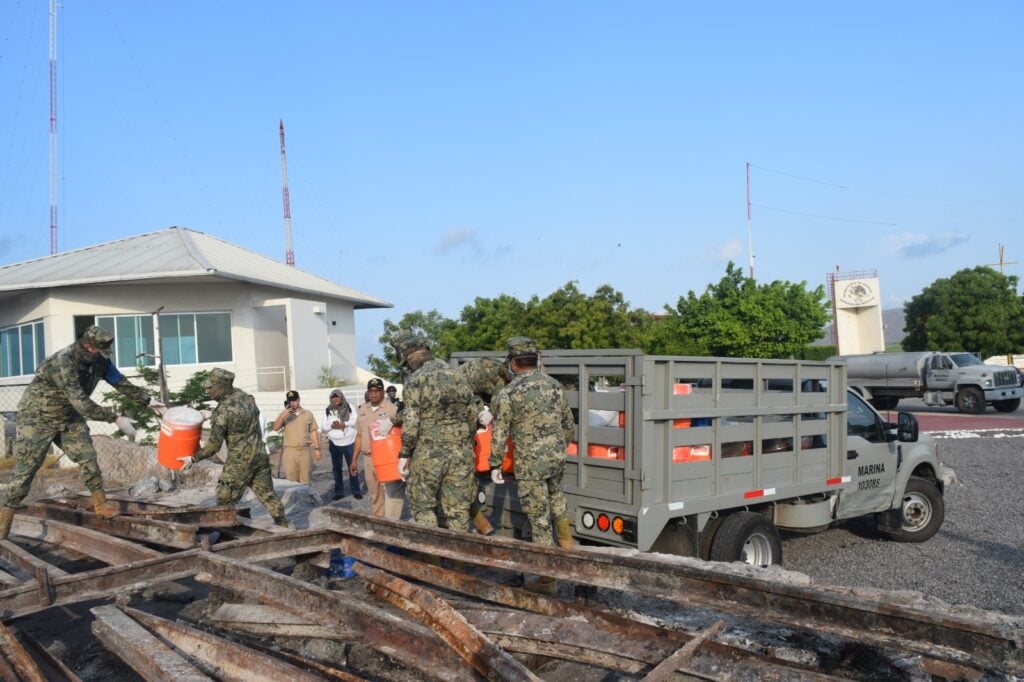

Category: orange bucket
[473, 425, 493, 473]
[158, 408, 203, 469]
[672, 444, 711, 463]
[371, 426, 403, 483]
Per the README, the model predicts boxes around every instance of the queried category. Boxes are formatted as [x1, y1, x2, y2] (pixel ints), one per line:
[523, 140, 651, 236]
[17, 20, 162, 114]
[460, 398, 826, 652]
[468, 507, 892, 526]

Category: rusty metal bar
[230, 636, 366, 682]
[120, 605, 323, 682]
[20, 503, 198, 549]
[7, 629, 80, 681]
[209, 604, 360, 641]
[358, 563, 540, 681]
[339, 539, 833, 680]
[324, 508, 1024, 676]
[212, 527, 337, 563]
[0, 540, 68, 581]
[0, 621, 47, 682]
[57, 495, 248, 527]
[91, 604, 213, 681]
[194, 552, 477, 682]
[642, 620, 725, 682]
[0, 550, 201, 619]
[11, 515, 162, 564]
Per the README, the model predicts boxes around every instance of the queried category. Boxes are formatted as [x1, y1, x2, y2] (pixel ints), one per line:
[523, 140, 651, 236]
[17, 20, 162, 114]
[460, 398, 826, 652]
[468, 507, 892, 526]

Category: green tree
[653, 262, 830, 358]
[102, 366, 163, 444]
[902, 267, 1024, 357]
[366, 309, 458, 381]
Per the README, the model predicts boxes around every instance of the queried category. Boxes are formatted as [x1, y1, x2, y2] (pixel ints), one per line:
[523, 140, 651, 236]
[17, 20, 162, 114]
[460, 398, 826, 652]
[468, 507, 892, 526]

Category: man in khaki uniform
[353, 378, 401, 518]
[272, 389, 321, 485]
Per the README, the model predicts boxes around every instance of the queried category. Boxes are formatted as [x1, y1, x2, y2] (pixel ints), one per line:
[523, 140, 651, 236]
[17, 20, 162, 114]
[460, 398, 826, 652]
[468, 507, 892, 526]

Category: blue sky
[1, 2, 1021, 363]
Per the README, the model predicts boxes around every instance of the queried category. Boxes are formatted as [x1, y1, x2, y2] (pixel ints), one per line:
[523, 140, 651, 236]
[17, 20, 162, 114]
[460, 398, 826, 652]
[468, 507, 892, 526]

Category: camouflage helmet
[506, 336, 539, 361]
[204, 368, 235, 392]
[391, 330, 429, 367]
[80, 325, 115, 357]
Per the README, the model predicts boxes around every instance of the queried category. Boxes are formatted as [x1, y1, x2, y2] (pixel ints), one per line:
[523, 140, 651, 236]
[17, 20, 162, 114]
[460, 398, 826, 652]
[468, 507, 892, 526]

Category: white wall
[1, 280, 366, 393]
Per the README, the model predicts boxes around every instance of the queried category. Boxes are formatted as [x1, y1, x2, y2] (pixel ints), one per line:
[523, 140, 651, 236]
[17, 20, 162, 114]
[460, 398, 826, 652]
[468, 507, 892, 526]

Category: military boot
[0, 507, 15, 541]
[472, 510, 496, 536]
[91, 491, 120, 519]
[554, 517, 574, 549]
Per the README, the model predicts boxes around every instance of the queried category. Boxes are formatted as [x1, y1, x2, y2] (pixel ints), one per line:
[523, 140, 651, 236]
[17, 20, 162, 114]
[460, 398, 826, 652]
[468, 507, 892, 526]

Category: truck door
[924, 353, 955, 390]
[836, 391, 899, 519]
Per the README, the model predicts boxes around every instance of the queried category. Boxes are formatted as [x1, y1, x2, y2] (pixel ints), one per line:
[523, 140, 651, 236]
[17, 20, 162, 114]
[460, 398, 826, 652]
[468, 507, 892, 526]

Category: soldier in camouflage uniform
[183, 368, 289, 527]
[490, 337, 575, 549]
[392, 331, 477, 530]
[458, 357, 510, 535]
[0, 326, 164, 539]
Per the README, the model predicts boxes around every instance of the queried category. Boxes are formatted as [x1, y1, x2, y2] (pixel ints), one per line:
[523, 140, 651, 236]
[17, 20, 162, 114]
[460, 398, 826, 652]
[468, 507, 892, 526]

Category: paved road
[782, 425, 1024, 616]
[874, 397, 1024, 432]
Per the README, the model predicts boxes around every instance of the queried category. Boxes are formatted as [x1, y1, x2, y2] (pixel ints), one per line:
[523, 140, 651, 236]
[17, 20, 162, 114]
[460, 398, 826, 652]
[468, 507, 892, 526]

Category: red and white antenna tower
[279, 119, 295, 266]
[746, 161, 755, 280]
[49, 0, 59, 254]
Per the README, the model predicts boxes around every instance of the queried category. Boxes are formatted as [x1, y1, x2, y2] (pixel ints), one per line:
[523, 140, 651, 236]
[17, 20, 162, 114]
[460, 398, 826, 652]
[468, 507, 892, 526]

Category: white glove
[477, 408, 493, 427]
[148, 398, 168, 416]
[490, 468, 504, 485]
[114, 416, 136, 441]
[200, 409, 213, 421]
[397, 457, 411, 481]
[376, 417, 394, 438]
[178, 455, 194, 471]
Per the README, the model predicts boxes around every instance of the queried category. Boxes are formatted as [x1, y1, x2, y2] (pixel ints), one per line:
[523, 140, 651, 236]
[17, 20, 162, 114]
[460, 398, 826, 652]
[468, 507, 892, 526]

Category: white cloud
[707, 238, 744, 262]
[883, 231, 969, 258]
[435, 227, 480, 254]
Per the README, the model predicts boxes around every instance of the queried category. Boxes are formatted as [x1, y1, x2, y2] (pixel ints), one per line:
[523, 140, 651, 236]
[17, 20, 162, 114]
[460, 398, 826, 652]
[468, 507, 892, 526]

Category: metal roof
[0, 227, 391, 309]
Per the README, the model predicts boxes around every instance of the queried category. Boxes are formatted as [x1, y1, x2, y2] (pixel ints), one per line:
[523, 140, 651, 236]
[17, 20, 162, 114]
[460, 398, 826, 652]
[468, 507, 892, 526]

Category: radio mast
[279, 119, 295, 266]
[49, 0, 58, 254]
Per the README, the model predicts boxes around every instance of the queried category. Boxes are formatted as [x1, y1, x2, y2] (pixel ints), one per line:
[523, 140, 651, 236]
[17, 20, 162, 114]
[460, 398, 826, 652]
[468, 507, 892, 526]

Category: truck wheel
[993, 398, 1021, 413]
[870, 397, 899, 410]
[708, 512, 782, 566]
[955, 386, 985, 414]
[881, 476, 944, 543]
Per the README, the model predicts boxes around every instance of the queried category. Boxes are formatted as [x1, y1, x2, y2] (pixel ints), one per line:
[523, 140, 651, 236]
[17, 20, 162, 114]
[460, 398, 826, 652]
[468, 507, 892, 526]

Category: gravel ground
[781, 432, 1024, 616]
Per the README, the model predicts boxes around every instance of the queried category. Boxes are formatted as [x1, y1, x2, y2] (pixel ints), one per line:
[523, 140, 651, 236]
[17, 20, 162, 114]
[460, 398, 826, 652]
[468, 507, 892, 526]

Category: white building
[0, 226, 391, 398]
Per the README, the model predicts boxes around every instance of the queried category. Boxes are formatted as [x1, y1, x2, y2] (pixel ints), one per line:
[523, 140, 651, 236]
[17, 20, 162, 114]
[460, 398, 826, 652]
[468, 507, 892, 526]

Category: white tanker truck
[830, 351, 1023, 414]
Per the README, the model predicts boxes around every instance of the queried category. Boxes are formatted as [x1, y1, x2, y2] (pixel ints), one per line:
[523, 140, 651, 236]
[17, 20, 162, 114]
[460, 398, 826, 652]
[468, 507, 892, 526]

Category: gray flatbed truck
[452, 350, 945, 566]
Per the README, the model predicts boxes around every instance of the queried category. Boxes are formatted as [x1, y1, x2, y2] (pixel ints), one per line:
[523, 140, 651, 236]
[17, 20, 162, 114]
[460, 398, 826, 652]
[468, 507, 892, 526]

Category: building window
[0, 321, 45, 378]
[97, 313, 232, 367]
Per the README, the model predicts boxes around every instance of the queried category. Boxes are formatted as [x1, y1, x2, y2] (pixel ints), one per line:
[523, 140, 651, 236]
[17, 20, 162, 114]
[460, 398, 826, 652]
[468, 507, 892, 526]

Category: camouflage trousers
[517, 459, 568, 546]
[3, 416, 104, 509]
[216, 449, 286, 522]
[407, 445, 474, 531]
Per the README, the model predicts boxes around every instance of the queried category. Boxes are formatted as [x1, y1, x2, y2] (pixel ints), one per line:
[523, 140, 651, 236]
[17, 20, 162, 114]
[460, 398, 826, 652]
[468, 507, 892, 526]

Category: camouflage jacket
[18, 342, 150, 424]
[194, 388, 264, 463]
[490, 368, 574, 475]
[399, 358, 476, 459]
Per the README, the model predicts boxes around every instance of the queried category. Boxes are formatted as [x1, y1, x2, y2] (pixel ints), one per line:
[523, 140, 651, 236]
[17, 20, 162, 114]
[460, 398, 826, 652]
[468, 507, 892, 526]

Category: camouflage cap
[80, 325, 115, 356]
[391, 330, 429, 366]
[506, 336, 539, 360]
[204, 367, 235, 389]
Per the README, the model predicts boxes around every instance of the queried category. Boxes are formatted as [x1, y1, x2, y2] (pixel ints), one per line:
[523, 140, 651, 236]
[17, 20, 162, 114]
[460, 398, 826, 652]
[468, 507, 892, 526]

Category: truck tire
[992, 398, 1021, 413]
[881, 476, 944, 543]
[955, 386, 985, 414]
[708, 512, 782, 566]
[870, 397, 899, 411]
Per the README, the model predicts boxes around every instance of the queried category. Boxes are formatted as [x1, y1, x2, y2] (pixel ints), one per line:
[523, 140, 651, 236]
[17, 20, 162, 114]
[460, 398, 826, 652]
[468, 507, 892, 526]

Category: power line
[750, 163, 1018, 209]
[751, 203, 898, 226]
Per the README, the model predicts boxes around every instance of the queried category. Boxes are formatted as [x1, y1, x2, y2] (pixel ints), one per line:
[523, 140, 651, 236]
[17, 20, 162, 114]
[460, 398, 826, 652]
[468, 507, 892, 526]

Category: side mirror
[897, 412, 919, 443]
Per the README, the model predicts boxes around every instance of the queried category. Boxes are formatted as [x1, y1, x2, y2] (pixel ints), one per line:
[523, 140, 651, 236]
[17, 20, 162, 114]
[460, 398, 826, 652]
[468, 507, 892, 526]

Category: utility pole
[746, 162, 755, 280]
[985, 244, 1018, 274]
[49, 0, 59, 254]
[279, 119, 295, 266]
